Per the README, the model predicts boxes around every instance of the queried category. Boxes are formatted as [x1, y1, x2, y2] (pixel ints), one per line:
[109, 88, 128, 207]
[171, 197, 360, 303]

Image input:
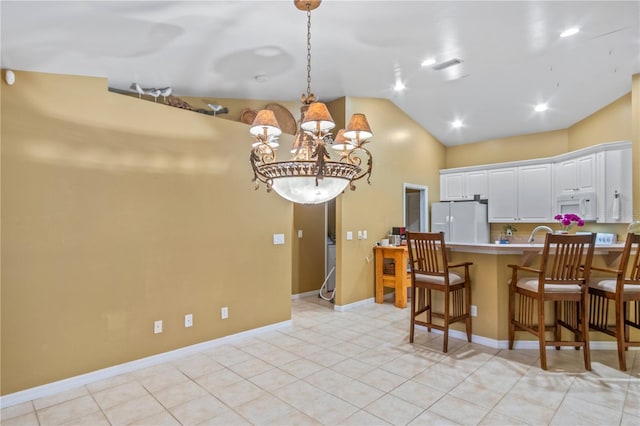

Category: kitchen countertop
[445, 242, 625, 266]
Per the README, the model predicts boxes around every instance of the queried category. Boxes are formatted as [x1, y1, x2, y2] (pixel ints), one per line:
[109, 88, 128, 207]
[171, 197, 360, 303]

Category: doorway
[403, 183, 429, 232]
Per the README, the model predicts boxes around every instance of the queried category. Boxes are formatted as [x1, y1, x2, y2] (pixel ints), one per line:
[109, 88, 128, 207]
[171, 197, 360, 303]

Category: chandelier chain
[305, 5, 312, 103]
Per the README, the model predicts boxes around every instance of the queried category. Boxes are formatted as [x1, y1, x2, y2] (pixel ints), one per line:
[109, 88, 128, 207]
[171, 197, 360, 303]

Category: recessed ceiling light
[421, 58, 436, 67]
[560, 27, 580, 38]
[452, 120, 463, 128]
[393, 81, 406, 92]
[535, 103, 548, 112]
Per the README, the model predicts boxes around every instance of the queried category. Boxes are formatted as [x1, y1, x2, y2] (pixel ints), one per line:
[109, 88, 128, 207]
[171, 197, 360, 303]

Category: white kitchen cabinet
[487, 168, 518, 222]
[488, 163, 552, 222]
[440, 169, 488, 201]
[440, 141, 630, 225]
[596, 144, 633, 223]
[554, 153, 596, 196]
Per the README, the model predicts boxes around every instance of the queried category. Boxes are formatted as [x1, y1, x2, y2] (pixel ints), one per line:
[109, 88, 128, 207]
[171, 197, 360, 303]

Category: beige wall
[567, 93, 632, 151]
[446, 130, 568, 169]
[335, 97, 446, 306]
[1, 71, 293, 394]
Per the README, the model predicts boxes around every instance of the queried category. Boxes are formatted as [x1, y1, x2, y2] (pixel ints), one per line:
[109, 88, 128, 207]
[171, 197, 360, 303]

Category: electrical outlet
[470, 305, 478, 317]
[184, 314, 193, 327]
[221, 306, 229, 319]
[154, 320, 163, 334]
[298, 229, 303, 238]
[357, 230, 363, 240]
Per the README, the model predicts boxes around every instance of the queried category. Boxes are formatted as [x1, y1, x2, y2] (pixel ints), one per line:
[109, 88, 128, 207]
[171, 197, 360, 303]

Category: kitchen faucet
[527, 226, 553, 243]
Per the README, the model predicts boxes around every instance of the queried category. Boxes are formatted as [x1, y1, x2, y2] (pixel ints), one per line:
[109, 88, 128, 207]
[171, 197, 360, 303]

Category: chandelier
[249, 0, 374, 205]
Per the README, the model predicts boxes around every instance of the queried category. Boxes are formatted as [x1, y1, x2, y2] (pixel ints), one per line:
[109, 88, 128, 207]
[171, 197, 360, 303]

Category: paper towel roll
[612, 192, 621, 221]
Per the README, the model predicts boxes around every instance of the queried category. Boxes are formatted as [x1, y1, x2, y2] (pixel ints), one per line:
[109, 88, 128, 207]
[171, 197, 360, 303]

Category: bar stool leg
[538, 299, 547, 370]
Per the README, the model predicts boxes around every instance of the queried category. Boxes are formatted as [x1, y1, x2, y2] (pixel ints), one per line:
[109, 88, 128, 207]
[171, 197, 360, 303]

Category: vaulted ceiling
[2, 1, 638, 146]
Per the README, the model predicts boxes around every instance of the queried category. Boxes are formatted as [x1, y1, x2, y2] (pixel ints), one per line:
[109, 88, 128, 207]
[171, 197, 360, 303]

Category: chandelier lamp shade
[249, 0, 374, 205]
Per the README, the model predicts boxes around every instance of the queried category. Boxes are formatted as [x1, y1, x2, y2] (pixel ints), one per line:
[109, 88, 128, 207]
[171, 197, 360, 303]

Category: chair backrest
[406, 231, 448, 278]
[619, 233, 640, 286]
[538, 233, 596, 286]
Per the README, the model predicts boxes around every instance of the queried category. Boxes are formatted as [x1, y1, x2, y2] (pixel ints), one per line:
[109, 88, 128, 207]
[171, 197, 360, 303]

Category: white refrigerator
[431, 201, 489, 243]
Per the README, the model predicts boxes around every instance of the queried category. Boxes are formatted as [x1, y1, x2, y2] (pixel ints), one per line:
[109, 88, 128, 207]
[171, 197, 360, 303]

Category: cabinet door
[488, 168, 518, 222]
[600, 147, 632, 223]
[576, 154, 596, 192]
[440, 173, 465, 201]
[518, 164, 552, 222]
[554, 159, 577, 194]
[465, 170, 488, 199]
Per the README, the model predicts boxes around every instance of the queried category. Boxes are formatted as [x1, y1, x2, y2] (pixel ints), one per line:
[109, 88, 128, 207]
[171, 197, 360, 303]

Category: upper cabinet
[553, 153, 596, 195]
[440, 170, 488, 201]
[596, 144, 633, 223]
[440, 141, 632, 224]
[488, 163, 552, 223]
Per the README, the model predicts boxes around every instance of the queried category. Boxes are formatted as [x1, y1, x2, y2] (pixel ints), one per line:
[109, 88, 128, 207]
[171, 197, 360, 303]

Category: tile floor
[2, 296, 639, 426]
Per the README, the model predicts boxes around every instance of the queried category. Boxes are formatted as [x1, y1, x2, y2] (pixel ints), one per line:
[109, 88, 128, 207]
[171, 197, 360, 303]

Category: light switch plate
[346, 231, 353, 240]
[273, 234, 285, 245]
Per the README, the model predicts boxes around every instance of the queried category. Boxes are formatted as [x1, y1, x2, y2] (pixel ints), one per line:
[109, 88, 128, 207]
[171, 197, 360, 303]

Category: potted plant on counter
[554, 213, 584, 234]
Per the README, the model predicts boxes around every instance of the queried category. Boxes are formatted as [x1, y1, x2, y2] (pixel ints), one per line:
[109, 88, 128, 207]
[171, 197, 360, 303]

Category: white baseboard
[334, 297, 375, 311]
[415, 325, 635, 350]
[0, 319, 292, 409]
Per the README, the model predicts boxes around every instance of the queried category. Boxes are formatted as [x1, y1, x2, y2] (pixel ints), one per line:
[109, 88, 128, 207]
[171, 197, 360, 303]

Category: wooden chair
[508, 232, 596, 370]
[406, 231, 472, 353]
[588, 232, 640, 371]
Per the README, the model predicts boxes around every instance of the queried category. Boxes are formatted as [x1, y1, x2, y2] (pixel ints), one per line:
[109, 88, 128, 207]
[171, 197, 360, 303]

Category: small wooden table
[374, 245, 410, 308]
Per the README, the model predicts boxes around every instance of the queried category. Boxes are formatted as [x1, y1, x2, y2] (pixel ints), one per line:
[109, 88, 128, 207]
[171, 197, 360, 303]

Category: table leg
[394, 250, 407, 308]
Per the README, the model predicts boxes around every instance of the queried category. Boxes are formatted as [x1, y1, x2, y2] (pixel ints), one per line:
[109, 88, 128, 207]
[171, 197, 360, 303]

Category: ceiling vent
[432, 58, 464, 70]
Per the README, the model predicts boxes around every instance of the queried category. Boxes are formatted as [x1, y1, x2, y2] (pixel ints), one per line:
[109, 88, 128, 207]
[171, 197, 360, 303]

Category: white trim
[0, 320, 292, 408]
[414, 325, 636, 351]
[291, 290, 320, 299]
[333, 297, 375, 311]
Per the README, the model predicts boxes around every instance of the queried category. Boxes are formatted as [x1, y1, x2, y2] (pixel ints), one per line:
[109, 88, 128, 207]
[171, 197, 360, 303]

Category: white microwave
[557, 191, 597, 221]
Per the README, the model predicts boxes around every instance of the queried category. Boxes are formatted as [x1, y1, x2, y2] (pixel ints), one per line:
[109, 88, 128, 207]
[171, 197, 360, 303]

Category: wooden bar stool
[508, 233, 596, 370]
[588, 232, 640, 371]
[406, 231, 472, 353]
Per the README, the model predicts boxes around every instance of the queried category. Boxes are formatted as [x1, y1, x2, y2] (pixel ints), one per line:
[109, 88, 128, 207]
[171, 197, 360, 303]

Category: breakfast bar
[445, 242, 625, 344]
[376, 241, 626, 346]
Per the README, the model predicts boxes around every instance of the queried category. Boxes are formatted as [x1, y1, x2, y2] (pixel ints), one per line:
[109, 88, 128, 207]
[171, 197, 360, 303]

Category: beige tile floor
[2, 296, 639, 426]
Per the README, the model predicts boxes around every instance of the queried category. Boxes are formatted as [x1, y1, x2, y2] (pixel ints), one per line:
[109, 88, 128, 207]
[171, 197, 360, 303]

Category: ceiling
[1, 1, 639, 146]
